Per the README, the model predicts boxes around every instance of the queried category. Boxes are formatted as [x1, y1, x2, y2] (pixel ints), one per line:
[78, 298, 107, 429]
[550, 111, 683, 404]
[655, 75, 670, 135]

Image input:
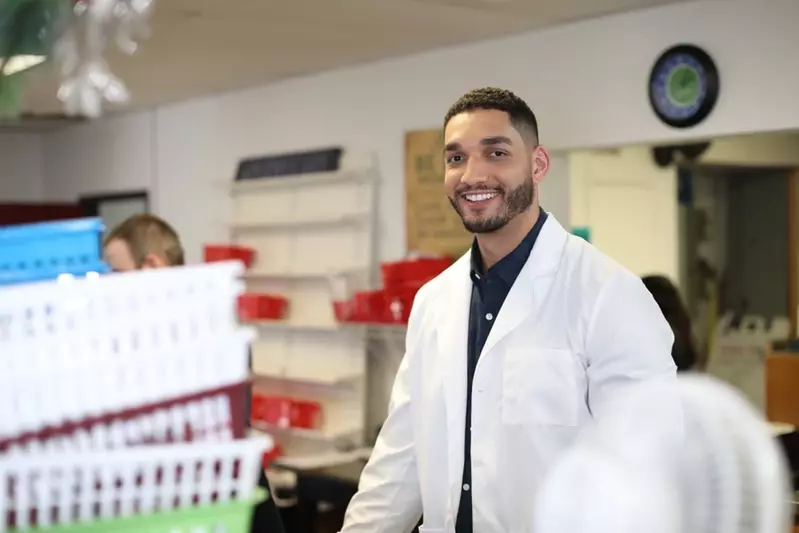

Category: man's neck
[476, 205, 540, 271]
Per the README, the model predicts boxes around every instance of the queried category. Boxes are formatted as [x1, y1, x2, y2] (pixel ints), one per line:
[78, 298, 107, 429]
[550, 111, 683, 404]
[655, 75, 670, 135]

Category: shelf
[241, 269, 365, 282]
[245, 320, 407, 334]
[251, 371, 363, 388]
[269, 446, 374, 470]
[246, 320, 341, 334]
[229, 167, 375, 194]
[250, 422, 361, 443]
[229, 213, 369, 232]
[232, 158, 381, 454]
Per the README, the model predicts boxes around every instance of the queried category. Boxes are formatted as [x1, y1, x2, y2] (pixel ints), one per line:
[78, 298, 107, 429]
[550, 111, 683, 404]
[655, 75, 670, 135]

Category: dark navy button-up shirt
[454, 209, 548, 533]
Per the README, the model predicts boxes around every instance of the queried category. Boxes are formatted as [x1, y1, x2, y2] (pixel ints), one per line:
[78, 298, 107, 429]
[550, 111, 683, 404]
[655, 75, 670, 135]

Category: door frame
[788, 169, 798, 337]
[78, 190, 149, 218]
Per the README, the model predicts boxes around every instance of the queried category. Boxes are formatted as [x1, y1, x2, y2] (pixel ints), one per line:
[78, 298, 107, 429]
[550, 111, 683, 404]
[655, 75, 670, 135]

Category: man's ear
[531, 145, 551, 185]
[141, 253, 168, 269]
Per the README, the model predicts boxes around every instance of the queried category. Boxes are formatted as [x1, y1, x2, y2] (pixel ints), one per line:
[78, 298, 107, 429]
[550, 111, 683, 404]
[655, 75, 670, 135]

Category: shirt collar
[470, 209, 549, 286]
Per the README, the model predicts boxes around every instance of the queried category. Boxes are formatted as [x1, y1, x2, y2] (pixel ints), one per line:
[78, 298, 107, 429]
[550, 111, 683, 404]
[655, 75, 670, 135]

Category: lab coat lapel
[480, 215, 568, 358]
[434, 252, 472, 513]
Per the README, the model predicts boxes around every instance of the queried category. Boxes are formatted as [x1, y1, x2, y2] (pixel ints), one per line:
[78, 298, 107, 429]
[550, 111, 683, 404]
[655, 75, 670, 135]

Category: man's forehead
[104, 238, 125, 253]
[444, 109, 518, 146]
[104, 238, 131, 259]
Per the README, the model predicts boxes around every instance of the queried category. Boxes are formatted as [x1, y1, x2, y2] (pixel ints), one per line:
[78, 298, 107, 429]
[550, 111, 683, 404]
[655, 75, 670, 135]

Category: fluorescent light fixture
[1, 54, 46, 75]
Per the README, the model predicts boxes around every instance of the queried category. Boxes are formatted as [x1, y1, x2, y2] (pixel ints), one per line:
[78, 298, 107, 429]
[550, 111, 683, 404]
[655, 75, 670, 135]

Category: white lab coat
[340, 215, 677, 533]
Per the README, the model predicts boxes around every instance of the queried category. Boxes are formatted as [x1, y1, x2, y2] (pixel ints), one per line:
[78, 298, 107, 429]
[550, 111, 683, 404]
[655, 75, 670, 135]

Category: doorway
[724, 168, 789, 318]
[79, 190, 149, 234]
[681, 165, 797, 331]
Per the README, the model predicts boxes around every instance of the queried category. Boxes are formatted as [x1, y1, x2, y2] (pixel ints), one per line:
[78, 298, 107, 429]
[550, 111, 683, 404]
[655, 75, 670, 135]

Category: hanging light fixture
[55, 0, 155, 118]
[0, 0, 155, 118]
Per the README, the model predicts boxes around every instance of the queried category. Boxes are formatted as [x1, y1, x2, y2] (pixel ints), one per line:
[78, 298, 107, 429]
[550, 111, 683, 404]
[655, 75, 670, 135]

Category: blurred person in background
[642, 275, 703, 372]
[103, 213, 185, 272]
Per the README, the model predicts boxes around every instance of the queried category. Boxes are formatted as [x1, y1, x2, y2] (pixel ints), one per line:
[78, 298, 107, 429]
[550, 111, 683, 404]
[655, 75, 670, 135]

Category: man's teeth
[465, 192, 498, 202]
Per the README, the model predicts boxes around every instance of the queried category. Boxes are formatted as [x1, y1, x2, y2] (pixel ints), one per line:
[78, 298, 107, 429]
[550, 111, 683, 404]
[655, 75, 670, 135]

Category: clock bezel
[648, 43, 720, 129]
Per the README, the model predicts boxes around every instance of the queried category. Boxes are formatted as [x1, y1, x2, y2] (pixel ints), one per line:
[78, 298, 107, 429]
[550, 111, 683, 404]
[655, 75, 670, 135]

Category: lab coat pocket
[418, 527, 445, 533]
[502, 348, 579, 427]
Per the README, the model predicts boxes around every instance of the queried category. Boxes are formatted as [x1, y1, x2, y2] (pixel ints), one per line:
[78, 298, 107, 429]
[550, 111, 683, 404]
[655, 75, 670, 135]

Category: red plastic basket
[332, 300, 354, 322]
[385, 288, 416, 324]
[251, 394, 322, 430]
[351, 290, 388, 323]
[204, 245, 256, 268]
[238, 293, 288, 321]
[381, 257, 452, 294]
[0, 382, 250, 454]
[333, 289, 416, 324]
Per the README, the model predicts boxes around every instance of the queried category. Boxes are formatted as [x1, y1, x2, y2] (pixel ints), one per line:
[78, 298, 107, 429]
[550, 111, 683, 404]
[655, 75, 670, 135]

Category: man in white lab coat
[340, 87, 678, 533]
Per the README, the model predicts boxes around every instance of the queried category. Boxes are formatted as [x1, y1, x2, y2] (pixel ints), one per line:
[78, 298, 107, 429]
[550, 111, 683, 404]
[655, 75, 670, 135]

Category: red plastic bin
[204, 244, 256, 268]
[381, 257, 452, 293]
[333, 299, 354, 322]
[252, 394, 293, 427]
[290, 399, 323, 429]
[335, 288, 415, 324]
[0, 381, 250, 454]
[238, 293, 288, 321]
[251, 394, 322, 430]
[385, 287, 417, 324]
[352, 290, 388, 323]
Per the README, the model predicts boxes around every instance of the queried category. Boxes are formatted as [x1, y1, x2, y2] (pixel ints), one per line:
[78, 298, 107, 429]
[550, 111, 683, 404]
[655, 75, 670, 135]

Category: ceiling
[15, 0, 692, 119]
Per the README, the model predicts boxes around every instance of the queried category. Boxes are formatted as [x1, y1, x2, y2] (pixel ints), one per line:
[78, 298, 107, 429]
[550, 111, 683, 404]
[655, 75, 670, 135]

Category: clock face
[648, 44, 719, 128]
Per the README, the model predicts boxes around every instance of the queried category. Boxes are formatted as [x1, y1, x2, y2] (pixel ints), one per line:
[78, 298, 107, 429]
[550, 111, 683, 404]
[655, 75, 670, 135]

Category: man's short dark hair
[443, 87, 539, 144]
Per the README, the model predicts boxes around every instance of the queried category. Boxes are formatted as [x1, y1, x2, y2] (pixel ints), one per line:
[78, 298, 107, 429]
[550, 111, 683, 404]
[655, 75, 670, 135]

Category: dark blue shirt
[455, 210, 548, 533]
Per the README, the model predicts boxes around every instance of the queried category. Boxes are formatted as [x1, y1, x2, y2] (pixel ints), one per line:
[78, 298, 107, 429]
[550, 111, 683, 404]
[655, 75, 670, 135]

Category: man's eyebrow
[444, 136, 514, 152]
[480, 136, 513, 146]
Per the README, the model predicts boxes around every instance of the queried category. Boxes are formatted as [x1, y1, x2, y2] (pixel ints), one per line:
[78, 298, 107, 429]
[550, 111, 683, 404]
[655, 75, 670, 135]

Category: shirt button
[485, 313, 493, 321]
[463, 483, 470, 491]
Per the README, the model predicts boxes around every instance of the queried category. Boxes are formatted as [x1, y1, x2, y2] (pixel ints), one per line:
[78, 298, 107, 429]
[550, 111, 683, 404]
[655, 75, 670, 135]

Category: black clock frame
[648, 44, 720, 129]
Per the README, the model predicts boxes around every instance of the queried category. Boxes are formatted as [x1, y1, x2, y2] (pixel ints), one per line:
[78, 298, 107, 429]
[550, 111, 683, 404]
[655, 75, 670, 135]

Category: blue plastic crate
[0, 217, 109, 286]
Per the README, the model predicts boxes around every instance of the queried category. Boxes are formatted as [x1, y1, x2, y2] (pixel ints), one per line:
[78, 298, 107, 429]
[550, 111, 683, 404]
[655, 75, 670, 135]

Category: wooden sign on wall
[405, 129, 472, 257]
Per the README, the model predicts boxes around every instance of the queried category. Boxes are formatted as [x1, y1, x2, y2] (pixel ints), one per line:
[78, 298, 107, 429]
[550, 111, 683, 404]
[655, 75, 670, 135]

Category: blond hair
[104, 214, 185, 267]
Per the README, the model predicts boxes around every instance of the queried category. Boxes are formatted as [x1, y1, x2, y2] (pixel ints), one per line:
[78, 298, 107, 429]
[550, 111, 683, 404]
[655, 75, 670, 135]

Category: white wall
[0, 133, 43, 201]
[42, 113, 154, 200]
[41, 0, 799, 262]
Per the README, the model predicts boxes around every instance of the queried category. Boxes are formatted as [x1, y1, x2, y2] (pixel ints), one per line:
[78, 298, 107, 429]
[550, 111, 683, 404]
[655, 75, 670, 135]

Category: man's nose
[461, 159, 489, 187]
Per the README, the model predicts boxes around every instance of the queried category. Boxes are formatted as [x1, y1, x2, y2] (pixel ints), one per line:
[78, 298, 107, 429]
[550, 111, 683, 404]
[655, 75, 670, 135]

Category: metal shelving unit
[227, 156, 383, 458]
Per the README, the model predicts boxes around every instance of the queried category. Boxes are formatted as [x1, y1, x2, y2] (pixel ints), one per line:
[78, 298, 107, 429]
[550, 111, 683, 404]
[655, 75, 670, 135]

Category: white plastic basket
[0, 261, 253, 444]
[0, 436, 273, 533]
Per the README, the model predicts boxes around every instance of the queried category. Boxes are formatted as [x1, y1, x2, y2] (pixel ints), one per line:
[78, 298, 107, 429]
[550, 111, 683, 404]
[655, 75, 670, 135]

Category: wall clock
[648, 44, 720, 129]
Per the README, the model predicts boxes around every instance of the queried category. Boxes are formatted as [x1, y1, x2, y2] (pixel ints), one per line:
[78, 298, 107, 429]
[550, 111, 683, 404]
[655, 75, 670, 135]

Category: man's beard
[449, 175, 534, 234]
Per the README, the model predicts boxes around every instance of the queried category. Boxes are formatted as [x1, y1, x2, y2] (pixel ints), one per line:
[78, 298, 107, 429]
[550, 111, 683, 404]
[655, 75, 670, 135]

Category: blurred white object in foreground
[533, 375, 792, 533]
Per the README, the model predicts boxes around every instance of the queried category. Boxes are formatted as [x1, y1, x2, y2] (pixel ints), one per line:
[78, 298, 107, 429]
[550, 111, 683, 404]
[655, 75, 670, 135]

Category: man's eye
[447, 155, 463, 164]
[490, 150, 507, 157]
